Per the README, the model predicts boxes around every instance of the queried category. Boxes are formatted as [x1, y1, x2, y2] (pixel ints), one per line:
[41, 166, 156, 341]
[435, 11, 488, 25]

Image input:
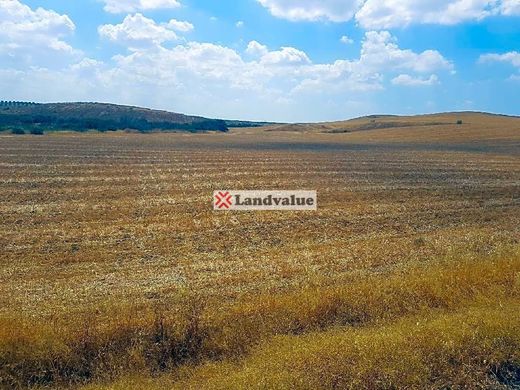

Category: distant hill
[260, 111, 520, 134]
[0, 101, 229, 133]
[241, 111, 520, 147]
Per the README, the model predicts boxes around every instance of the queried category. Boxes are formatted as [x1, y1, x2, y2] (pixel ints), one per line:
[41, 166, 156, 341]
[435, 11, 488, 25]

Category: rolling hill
[240, 111, 520, 146]
[260, 112, 520, 134]
[0, 101, 229, 133]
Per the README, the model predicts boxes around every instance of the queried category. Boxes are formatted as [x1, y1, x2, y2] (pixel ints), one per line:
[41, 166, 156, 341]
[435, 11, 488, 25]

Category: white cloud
[246, 40, 269, 57]
[260, 46, 311, 65]
[257, 0, 363, 22]
[391, 74, 439, 86]
[98, 30, 449, 101]
[98, 14, 178, 48]
[1, 13, 453, 121]
[290, 31, 451, 93]
[257, 0, 519, 27]
[236, 21, 244, 28]
[166, 19, 194, 32]
[479, 51, 520, 81]
[0, 0, 78, 67]
[360, 31, 453, 73]
[479, 51, 520, 67]
[111, 42, 246, 84]
[69, 58, 104, 71]
[501, 0, 520, 15]
[101, 0, 180, 14]
[340, 35, 354, 44]
[356, 0, 497, 29]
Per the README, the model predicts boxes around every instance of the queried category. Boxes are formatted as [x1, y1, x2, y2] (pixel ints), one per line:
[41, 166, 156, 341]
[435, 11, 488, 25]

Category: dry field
[1, 113, 519, 389]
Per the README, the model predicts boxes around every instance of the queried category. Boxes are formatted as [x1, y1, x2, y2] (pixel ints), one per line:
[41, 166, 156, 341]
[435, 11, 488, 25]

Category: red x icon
[215, 191, 233, 209]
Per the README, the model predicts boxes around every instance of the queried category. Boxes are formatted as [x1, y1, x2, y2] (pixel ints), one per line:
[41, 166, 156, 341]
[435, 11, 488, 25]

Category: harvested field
[1, 114, 519, 389]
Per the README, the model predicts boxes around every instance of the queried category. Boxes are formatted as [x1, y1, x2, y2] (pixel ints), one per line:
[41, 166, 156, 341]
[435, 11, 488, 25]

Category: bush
[11, 128, 25, 135]
[30, 129, 44, 135]
[457, 120, 463, 125]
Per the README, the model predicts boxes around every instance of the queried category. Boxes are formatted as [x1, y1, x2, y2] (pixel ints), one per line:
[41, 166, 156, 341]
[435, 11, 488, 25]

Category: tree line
[0, 103, 228, 133]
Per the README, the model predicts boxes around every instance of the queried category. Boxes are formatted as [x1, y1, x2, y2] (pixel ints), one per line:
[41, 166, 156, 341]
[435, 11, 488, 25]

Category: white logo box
[214, 190, 317, 211]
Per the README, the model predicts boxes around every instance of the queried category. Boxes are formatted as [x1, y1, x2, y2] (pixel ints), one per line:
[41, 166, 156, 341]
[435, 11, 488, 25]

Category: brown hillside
[253, 112, 520, 144]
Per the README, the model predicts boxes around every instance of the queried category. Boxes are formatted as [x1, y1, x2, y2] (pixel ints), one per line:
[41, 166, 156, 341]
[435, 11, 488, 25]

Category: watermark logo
[213, 190, 317, 211]
[214, 191, 233, 209]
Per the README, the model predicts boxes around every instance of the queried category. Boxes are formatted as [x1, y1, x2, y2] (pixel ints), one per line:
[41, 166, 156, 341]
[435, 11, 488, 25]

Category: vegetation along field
[1, 112, 520, 389]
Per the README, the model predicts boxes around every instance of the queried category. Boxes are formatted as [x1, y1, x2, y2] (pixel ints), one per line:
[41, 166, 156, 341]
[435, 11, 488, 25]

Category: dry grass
[3, 249, 517, 389]
[259, 112, 520, 145]
[76, 249, 520, 389]
[166, 301, 520, 390]
[0, 113, 519, 388]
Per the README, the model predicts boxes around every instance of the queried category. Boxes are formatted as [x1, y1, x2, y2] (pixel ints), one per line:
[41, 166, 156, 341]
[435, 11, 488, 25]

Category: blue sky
[1, 0, 519, 122]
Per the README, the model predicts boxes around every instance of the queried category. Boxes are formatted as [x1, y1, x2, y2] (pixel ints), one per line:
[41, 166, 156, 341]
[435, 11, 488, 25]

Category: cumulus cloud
[480, 51, 520, 81]
[257, 0, 363, 22]
[479, 51, 520, 67]
[260, 47, 311, 65]
[99, 14, 180, 48]
[110, 42, 248, 88]
[391, 74, 439, 86]
[101, 0, 180, 14]
[166, 19, 194, 32]
[101, 30, 450, 100]
[356, 0, 497, 28]
[0, 0, 78, 67]
[246, 40, 269, 57]
[257, 0, 519, 27]
[291, 31, 450, 93]
[360, 31, 453, 73]
[1, 3, 453, 121]
[340, 35, 354, 44]
[500, 0, 520, 15]
[69, 58, 104, 71]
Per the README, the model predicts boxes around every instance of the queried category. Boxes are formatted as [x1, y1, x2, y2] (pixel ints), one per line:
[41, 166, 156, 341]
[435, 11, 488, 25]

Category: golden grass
[257, 112, 520, 145]
[168, 301, 520, 390]
[1, 248, 519, 388]
[0, 120, 519, 388]
[200, 248, 520, 358]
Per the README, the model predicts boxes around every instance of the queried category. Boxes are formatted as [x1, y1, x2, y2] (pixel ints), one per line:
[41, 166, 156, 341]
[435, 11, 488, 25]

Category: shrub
[457, 119, 463, 125]
[11, 128, 25, 135]
[30, 129, 44, 135]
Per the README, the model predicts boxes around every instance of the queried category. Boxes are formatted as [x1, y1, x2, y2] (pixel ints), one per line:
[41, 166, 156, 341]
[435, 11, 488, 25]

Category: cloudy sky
[0, 0, 519, 122]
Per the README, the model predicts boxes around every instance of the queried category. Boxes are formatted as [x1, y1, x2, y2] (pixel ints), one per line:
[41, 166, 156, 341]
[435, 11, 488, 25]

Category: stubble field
[1, 113, 519, 389]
